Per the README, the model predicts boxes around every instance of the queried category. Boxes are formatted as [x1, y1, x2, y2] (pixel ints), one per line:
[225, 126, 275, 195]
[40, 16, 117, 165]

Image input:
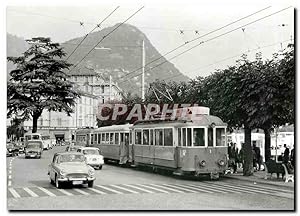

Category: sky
[5, 0, 295, 80]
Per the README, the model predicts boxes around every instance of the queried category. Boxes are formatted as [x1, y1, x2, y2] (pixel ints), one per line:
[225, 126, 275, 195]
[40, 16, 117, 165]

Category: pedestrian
[253, 143, 261, 171]
[239, 143, 245, 168]
[283, 144, 290, 164]
[290, 146, 295, 168]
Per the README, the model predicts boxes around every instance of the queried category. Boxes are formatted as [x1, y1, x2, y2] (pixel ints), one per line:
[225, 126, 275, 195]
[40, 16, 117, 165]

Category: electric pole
[141, 40, 145, 101]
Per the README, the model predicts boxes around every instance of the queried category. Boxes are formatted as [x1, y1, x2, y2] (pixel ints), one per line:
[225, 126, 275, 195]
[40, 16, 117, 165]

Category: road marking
[124, 184, 154, 194]
[207, 183, 256, 194]
[87, 187, 107, 195]
[96, 185, 123, 194]
[23, 187, 39, 197]
[8, 181, 12, 187]
[161, 184, 197, 193]
[73, 188, 90, 196]
[57, 189, 74, 196]
[9, 170, 12, 174]
[8, 175, 12, 180]
[187, 184, 228, 193]
[8, 188, 20, 198]
[172, 184, 214, 194]
[110, 184, 139, 194]
[37, 187, 56, 197]
[139, 184, 169, 194]
[150, 184, 185, 193]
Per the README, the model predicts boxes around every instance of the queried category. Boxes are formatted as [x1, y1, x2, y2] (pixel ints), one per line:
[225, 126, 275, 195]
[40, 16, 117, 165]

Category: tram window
[98, 134, 101, 144]
[155, 129, 163, 146]
[101, 133, 105, 142]
[182, 128, 186, 146]
[193, 128, 205, 146]
[164, 128, 173, 146]
[115, 133, 119, 145]
[125, 133, 129, 144]
[105, 133, 109, 144]
[216, 128, 226, 146]
[178, 128, 181, 146]
[91, 134, 94, 145]
[143, 130, 149, 145]
[94, 134, 97, 142]
[150, 130, 154, 145]
[135, 131, 142, 144]
[187, 128, 192, 146]
[208, 128, 213, 147]
[129, 132, 132, 144]
[120, 133, 124, 143]
[110, 133, 114, 144]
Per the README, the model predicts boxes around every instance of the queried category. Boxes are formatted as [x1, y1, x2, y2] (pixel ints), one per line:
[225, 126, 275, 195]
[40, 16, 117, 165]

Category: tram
[75, 107, 228, 179]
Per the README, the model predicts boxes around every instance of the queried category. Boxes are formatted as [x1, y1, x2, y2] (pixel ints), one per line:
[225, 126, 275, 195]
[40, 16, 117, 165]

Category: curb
[222, 175, 295, 189]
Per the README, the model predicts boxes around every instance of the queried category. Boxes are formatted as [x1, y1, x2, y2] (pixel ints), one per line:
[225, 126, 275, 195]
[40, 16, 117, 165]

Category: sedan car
[77, 147, 104, 170]
[6, 143, 18, 157]
[48, 152, 95, 188]
[65, 145, 80, 152]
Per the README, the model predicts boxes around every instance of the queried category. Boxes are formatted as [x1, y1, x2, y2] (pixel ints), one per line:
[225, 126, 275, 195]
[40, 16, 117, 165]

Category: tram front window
[216, 128, 226, 146]
[193, 128, 205, 146]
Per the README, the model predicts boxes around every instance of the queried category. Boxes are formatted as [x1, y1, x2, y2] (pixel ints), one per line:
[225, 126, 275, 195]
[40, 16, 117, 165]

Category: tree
[7, 118, 26, 141]
[7, 37, 81, 133]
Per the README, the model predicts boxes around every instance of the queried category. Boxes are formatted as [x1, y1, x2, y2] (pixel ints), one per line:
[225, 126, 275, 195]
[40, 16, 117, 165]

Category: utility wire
[117, 6, 272, 82]
[118, 6, 292, 84]
[69, 6, 144, 73]
[66, 6, 120, 61]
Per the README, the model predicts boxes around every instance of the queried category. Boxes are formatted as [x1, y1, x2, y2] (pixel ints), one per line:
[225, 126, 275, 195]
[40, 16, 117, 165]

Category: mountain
[7, 24, 189, 95]
[6, 33, 29, 78]
[62, 23, 189, 95]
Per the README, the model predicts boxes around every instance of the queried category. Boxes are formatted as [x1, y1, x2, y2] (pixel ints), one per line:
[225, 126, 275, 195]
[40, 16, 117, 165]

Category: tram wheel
[210, 172, 220, 180]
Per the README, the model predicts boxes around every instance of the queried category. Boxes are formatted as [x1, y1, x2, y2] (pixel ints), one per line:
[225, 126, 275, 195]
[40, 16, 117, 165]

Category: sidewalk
[223, 167, 294, 189]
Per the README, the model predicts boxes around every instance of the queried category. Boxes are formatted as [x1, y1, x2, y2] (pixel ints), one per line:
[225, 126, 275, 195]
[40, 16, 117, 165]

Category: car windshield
[58, 154, 85, 163]
[27, 143, 41, 149]
[82, 149, 99, 155]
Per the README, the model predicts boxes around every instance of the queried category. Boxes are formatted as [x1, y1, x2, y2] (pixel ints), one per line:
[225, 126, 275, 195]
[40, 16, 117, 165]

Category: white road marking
[207, 183, 256, 194]
[57, 189, 74, 196]
[96, 185, 123, 194]
[124, 184, 154, 194]
[161, 184, 198, 193]
[37, 187, 56, 197]
[87, 187, 107, 195]
[9, 170, 12, 174]
[172, 184, 214, 194]
[187, 184, 228, 193]
[8, 188, 20, 198]
[8, 175, 12, 179]
[8, 181, 12, 187]
[110, 184, 139, 194]
[24, 187, 39, 197]
[139, 184, 169, 194]
[150, 184, 185, 193]
[73, 188, 90, 196]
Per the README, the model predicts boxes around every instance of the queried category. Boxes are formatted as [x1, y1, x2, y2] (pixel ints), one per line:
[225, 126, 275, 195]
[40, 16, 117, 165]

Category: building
[22, 66, 123, 142]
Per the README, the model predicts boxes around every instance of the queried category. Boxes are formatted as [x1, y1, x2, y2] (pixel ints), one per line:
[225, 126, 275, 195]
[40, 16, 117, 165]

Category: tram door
[119, 133, 130, 164]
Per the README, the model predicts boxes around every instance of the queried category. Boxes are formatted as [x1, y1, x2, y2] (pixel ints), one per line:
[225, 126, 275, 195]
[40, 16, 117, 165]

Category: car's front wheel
[55, 175, 62, 188]
[88, 181, 94, 187]
[98, 165, 103, 170]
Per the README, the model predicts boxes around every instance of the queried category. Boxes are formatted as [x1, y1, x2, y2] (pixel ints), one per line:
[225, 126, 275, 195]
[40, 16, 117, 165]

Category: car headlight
[218, 160, 225, 166]
[199, 160, 206, 167]
[88, 168, 95, 176]
[59, 169, 66, 176]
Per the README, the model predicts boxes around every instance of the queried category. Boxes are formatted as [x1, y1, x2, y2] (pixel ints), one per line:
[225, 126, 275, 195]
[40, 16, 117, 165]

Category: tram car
[75, 127, 94, 146]
[75, 107, 228, 179]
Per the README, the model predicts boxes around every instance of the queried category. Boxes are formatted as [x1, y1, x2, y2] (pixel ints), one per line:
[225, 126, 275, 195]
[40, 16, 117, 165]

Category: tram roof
[132, 115, 226, 127]
[94, 124, 133, 132]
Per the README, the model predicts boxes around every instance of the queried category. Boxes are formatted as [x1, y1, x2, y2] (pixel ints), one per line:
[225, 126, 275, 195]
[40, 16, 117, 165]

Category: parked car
[48, 152, 95, 188]
[15, 142, 25, 154]
[65, 145, 80, 152]
[77, 147, 104, 170]
[6, 143, 18, 157]
[25, 141, 43, 159]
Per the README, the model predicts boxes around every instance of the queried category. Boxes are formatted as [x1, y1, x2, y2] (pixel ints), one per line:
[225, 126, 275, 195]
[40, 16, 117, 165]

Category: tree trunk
[32, 113, 40, 133]
[264, 128, 271, 162]
[243, 127, 254, 176]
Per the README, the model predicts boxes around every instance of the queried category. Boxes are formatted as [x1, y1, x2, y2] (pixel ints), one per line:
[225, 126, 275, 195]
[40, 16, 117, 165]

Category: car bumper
[58, 176, 95, 182]
[87, 160, 104, 167]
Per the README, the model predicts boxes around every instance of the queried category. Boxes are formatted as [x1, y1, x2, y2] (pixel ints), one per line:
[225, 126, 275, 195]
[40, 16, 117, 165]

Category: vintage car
[6, 143, 18, 157]
[25, 141, 43, 159]
[15, 142, 25, 154]
[77, 147, 104, 170]
[48, 152, 95, 188]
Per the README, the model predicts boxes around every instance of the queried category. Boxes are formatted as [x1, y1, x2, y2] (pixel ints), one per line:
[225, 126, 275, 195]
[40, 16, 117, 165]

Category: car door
[49, 155, 58, 180]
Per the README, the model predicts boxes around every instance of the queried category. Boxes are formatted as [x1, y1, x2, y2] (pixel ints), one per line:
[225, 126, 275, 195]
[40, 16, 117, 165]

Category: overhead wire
[66, 6, 120, 61]
[116, 6, 272, 82]
[118, 6, 292, 85]
[69, 6, 145, 73]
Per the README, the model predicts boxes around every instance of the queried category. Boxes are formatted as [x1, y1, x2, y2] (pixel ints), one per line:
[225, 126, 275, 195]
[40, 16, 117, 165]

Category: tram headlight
[218, 160, 225, 166]
[199, 160, 206, 167]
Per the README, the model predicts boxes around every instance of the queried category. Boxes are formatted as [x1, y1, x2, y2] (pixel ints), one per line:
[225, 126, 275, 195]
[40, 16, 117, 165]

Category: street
[7, 146, 294, 210]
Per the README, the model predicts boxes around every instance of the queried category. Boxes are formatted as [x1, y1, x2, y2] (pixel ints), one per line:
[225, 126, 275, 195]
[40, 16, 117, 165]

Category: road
[7, 146, 295, 210]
